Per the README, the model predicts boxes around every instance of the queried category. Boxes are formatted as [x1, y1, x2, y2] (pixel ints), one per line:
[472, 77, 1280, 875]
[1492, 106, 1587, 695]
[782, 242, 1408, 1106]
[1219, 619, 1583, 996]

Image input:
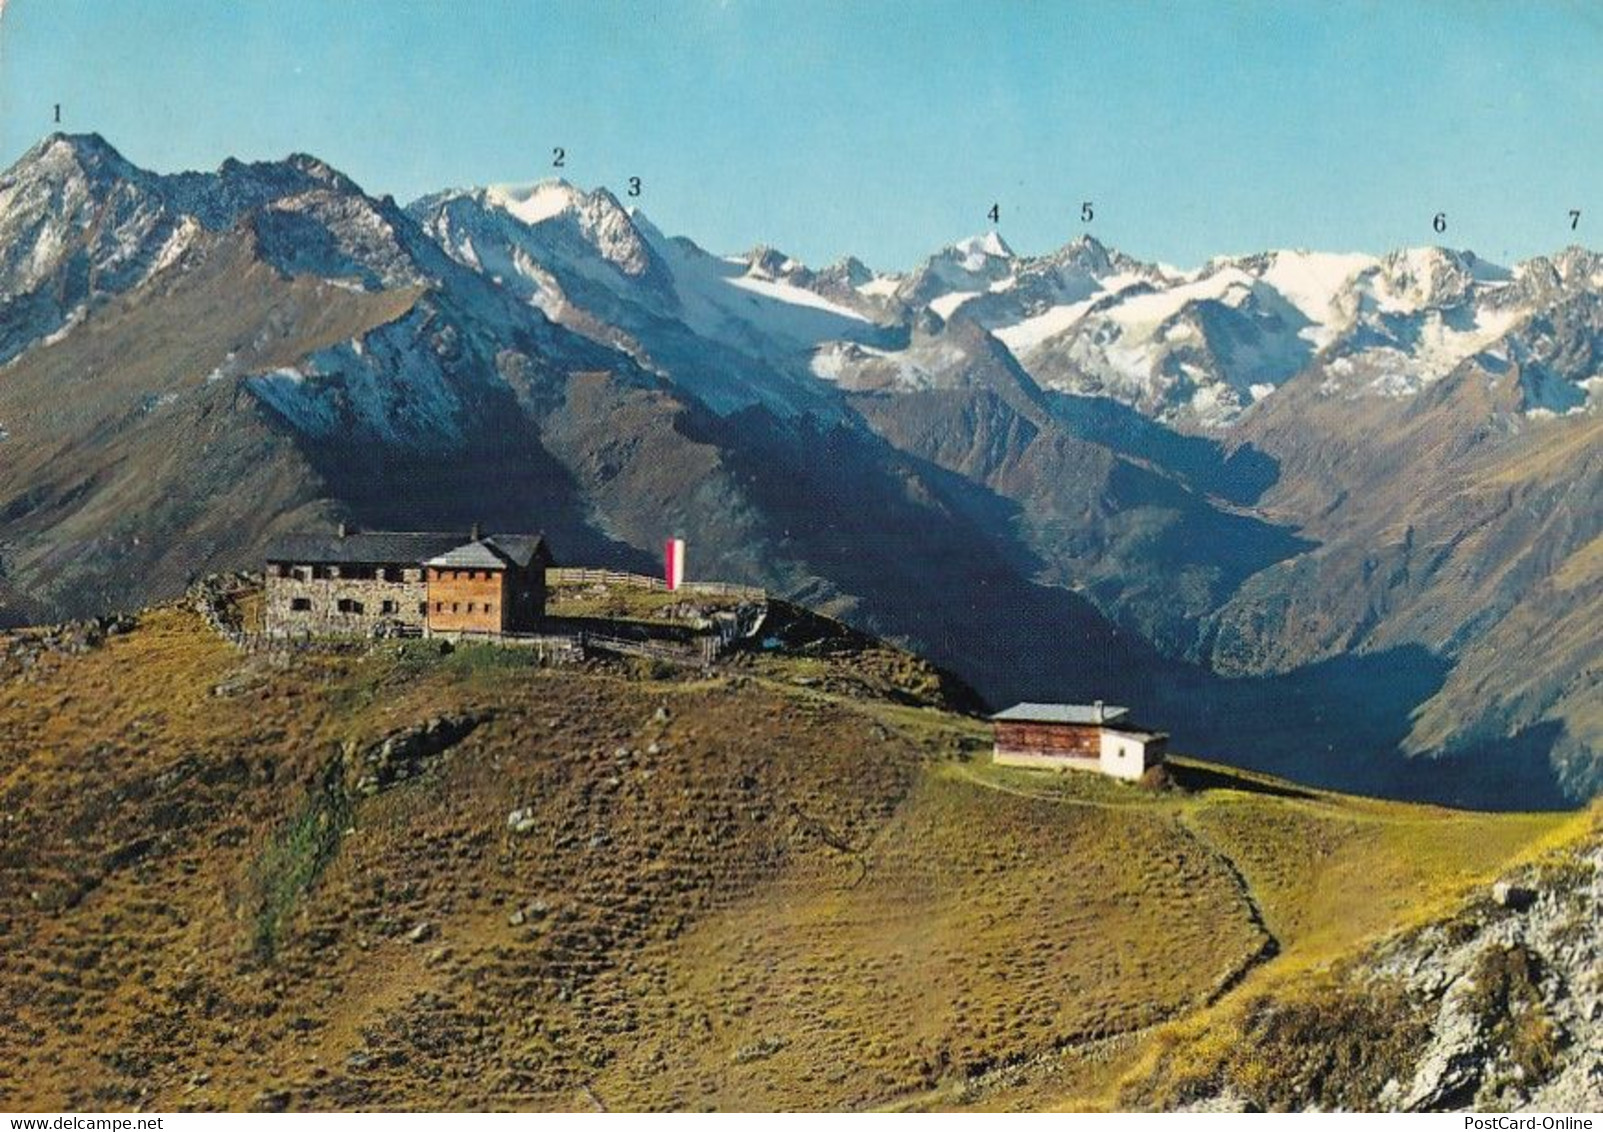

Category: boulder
[1492, 882, 1537, 911]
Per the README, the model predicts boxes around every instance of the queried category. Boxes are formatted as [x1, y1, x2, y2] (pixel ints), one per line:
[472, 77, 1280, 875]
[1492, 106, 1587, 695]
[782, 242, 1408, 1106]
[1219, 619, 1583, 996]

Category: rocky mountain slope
[0, 133, 1598, 801]
[1125, 818, 1602, 1113]
[0, 594, 1594, 1111]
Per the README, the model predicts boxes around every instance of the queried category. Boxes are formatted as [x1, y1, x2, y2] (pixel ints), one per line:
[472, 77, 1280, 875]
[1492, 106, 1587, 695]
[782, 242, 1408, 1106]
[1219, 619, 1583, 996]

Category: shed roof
[1101, 724, 1169, 741]
[991, 702, 1130, 725]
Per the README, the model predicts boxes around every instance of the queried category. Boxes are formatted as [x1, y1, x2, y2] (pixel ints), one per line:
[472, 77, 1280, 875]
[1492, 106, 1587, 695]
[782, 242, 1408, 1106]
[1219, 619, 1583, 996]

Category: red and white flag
[664, 537, 685, 591]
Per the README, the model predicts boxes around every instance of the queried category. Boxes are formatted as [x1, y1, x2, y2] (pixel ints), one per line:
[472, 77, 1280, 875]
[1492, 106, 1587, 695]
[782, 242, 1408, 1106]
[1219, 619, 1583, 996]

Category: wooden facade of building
[424, 536, 549, 638]
[426, 567, 506, 635]
[993, 719, 1103, 763]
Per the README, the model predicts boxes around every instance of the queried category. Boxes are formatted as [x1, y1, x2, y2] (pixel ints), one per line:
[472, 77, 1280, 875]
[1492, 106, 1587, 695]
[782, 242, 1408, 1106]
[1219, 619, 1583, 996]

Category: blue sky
[1, 0, 1598, 270]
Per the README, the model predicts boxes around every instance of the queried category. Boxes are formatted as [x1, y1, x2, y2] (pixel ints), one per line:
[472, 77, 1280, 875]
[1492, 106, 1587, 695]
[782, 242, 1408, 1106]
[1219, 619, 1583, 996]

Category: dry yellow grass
[0, 605, 1584, 1111]
[592, 765, 1266, 1110]
[1088, 784, 1589, 1112]
[546, 583, 747, 622]
[1179, 789, 1578, 963]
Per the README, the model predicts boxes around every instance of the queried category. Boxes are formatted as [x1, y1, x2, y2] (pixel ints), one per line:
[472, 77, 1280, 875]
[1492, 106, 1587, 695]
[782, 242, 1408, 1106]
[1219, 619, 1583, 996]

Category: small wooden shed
[991, 701, 1167, 781]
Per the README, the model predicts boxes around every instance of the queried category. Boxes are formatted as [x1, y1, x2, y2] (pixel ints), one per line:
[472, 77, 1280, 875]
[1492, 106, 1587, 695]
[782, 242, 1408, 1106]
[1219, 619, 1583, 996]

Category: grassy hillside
[0, 599, 1589, 1111]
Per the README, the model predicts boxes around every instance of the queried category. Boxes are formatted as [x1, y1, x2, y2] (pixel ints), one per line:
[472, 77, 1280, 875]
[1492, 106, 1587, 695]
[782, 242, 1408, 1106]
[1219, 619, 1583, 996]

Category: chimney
[471, 521, 482, 541]
[1094, 699, 1104, 723]
[337, 521, 349, 539]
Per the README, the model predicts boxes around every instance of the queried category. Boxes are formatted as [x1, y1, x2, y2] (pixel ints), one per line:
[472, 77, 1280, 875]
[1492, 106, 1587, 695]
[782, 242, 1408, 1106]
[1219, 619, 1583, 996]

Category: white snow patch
[149, 218, 200, 277]
[725, 273, 870, 322]
[993, 297, 1099, 353]
[1258, 250, 1375, 346]
[809, 343, 850, 381]
[930, 291, 980, 320]
[631, 215, 879, 355]
[1110, 267, 1254, 330]
[1410, 306, 1526, 383]
[1368, 370, 1421, 398]
[204, 352, 239, 384]
[1189, 383, 1227, 419]
[485, 180, 581, 226]
[39, 312, 85, 348]
[25, 220, 66, 284]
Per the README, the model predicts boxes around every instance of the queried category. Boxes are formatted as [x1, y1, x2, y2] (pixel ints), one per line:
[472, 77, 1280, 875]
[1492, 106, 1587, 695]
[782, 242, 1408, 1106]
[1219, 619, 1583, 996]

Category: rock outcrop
[1372, 837, 1602, 1110]
[349, 713, 489, 796]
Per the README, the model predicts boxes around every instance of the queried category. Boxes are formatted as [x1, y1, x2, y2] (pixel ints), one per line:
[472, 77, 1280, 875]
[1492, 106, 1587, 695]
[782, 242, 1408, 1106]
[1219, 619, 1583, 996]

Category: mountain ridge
[1, 133, 1598, 801]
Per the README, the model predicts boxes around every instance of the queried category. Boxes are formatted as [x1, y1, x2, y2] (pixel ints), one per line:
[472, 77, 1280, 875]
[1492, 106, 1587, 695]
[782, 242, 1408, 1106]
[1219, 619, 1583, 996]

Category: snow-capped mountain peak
[15, 132, 143, 190]
[464, 177, 658, 281]
[741, 244, 810, 281]
[951, 230, 1014, 268]
[811, 233, 1599, 427]
[483, 178, 585, 226]
[1366, 246, 1511, 311]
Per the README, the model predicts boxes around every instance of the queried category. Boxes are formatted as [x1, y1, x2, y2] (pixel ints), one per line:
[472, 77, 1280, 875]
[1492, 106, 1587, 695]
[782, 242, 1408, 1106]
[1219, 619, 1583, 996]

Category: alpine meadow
[1, 1, 1600, 1116]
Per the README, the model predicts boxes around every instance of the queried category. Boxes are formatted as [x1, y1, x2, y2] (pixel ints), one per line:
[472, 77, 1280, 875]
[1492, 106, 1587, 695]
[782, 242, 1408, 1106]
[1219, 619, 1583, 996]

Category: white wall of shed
[1098, 731, 1150, 781]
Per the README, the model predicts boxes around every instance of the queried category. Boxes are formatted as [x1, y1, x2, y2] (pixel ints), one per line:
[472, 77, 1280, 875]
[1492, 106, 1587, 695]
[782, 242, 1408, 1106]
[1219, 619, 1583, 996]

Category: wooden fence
[578, 631, 720, 667]
[546, 567, 767, 601]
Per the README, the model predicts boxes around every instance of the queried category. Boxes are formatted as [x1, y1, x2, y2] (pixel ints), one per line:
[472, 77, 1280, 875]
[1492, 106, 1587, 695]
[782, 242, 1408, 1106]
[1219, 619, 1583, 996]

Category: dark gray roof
[991, 702, 1130, 725]
[266, 530, 470, 566]
[425, 535, 551, 570]
[425, 540, 511, 569]
[266, 530, 548, 568]
[483, 534, 550, 569]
